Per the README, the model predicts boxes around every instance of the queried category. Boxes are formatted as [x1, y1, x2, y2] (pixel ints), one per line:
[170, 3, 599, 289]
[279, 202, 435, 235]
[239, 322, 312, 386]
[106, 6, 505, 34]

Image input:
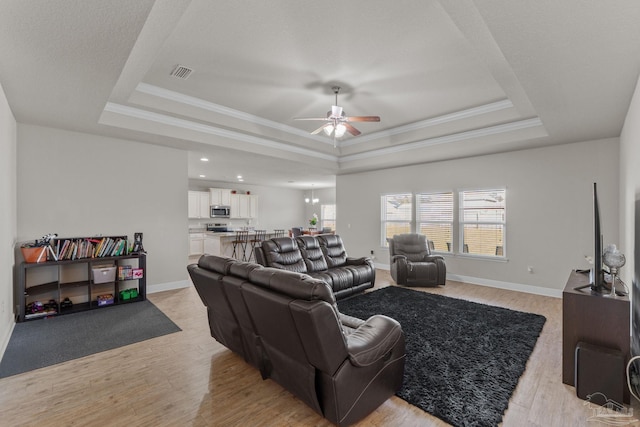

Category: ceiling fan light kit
[324, 123, 346, 138]
[295, 86, 380, 146]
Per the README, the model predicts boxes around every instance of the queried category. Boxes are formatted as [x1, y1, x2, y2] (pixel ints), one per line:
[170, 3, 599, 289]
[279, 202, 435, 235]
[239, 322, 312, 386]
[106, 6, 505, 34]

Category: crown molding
[103, 102, 339, 162]
[341, 99, 515, 147]
[135, 83, 333, 146]
[339, 118, 545, 163]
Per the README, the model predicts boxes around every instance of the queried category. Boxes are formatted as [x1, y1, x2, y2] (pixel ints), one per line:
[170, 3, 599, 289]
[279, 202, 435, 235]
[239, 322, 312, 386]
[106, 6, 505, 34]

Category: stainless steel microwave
[210, 205, 230, 218]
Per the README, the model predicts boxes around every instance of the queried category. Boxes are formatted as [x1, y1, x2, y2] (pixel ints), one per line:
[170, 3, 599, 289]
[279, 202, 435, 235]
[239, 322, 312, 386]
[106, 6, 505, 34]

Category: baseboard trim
[0, 319, 16, 364]
[147, 280, 190, 294]
[373, 263, 562, 298]
[446, 273, 562, 298]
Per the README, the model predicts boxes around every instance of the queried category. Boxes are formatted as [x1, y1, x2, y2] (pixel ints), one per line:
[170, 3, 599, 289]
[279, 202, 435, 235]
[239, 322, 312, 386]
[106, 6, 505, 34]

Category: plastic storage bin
[92, 266, 116, 284]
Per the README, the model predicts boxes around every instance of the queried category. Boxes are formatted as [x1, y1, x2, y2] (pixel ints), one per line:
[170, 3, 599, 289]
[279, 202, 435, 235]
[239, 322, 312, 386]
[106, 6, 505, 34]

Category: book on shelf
[51, 236, 129, 260]
[118, 265, 133, 280]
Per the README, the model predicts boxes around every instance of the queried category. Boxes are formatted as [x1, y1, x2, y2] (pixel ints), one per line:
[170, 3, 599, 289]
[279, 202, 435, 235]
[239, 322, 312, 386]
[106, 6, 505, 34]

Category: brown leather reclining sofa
[255, 234, 375, 300]
[187, 255, 405, 426]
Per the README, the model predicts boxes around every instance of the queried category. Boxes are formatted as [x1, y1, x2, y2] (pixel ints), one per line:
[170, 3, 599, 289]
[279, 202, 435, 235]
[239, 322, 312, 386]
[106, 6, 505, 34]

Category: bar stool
[248, 230, 266, 262]
[231, 230, 249, 261]
[273, 229, 285, 238]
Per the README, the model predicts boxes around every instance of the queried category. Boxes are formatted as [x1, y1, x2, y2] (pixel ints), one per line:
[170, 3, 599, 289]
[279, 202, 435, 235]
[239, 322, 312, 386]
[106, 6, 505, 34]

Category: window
[381, 193, 412, 246]
[321, 204, 336, 231]
[417, 192, 453, 252]
[459, 189, 505, 257]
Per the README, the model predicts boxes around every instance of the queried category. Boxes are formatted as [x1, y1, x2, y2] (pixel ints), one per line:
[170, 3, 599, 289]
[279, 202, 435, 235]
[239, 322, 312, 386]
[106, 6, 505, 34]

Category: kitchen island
[204, 231, 278, 259]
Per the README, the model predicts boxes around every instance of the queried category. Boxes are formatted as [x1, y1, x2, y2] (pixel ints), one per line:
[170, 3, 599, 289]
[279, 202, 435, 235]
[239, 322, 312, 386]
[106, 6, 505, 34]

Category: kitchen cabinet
[248, 195, 258, 218]
[209, 188, 232, 206]
[230, 194, 258, 218]
[230, 194, 241, 218]
[189, 233, 204, 256]
[188, 191, 210, 219]
[204, 235, 220, 255]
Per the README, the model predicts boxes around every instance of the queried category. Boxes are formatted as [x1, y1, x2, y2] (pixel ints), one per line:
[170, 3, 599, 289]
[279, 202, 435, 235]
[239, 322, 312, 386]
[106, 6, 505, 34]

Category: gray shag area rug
[0, 300, 181, 378]
[337, 286, 546, 427]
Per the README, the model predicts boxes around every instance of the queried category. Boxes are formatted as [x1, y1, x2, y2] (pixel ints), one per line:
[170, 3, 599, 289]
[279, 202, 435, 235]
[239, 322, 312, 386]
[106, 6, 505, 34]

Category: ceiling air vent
[170, 65, 193, 80]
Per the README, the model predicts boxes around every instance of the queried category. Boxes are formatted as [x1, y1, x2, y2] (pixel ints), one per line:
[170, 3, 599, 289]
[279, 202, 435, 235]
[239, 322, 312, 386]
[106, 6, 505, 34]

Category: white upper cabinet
[248, 195, 258, 218]
[229, 194, 258, 218]
[188, 191, 210, 219]
[210, 188, 232, 206]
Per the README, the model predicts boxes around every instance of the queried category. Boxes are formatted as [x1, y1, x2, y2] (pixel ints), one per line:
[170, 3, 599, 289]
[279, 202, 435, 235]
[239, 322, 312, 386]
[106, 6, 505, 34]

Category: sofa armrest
[345, 256, 371, 266]
[254, 247, 266, 266]
[346, 315, 403, 367]
[391, 254, 407, 264]
[339, 313, 365, 331]
[390, 255, 407, 284]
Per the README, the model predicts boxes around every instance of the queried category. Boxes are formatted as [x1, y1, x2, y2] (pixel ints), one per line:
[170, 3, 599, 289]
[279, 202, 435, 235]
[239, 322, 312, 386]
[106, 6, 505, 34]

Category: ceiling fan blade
[311, 124, 330, 135]
[344, 123, 361, 136]
[345, 116, 380, 122]
[294, 117, 330, 121]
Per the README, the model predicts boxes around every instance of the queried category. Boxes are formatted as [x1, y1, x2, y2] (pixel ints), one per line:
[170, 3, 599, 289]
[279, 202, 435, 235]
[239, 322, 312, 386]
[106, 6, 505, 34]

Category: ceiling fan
[295, 86, 380, 146]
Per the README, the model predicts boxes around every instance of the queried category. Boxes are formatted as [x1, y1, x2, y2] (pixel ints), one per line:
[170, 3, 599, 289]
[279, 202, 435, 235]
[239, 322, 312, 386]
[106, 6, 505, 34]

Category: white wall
[17, 125, 189, 292]
[0, 82, 17, 356]
[620, 74, 640, 287]
[337, 138, 619, 295]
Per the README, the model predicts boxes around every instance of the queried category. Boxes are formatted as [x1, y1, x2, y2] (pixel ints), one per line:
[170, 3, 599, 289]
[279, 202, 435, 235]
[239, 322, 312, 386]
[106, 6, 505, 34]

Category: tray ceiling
[1, 0, 639, 188]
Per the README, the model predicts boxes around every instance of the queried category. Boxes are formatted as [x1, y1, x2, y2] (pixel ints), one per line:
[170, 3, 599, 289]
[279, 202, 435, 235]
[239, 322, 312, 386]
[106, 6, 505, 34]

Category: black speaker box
[575, 341, 624, 405]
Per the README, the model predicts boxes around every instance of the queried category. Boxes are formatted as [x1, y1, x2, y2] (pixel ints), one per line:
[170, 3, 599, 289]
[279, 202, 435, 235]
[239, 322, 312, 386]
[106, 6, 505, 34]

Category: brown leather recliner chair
[387, 233, 446, 286]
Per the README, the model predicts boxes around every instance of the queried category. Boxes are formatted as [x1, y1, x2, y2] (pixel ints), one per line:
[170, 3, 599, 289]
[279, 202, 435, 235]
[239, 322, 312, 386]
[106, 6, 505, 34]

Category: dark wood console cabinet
[562, 270, 630, 402]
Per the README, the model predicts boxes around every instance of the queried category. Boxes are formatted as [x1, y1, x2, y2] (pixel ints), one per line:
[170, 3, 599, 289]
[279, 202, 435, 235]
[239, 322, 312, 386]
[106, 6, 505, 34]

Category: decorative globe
[603, 244, 626, 270]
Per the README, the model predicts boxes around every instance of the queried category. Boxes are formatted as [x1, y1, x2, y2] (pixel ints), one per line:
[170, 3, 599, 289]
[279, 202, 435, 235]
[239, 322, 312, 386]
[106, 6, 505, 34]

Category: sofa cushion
[261, 237, 307, 273]
[344, 264, 375, 285]
[317, 234, 348, 268]
[198, 253, 237, 274]
[324, 267, 354, 293]
[392, 234, 429, 262]
[296, 235, 329, 272]
[249, 267, 335, 305]
[228, 260, 264, 279]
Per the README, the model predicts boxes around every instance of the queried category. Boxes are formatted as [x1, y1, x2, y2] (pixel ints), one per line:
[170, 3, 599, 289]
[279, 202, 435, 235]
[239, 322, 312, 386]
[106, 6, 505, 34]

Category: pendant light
[305, 185, 319, 204]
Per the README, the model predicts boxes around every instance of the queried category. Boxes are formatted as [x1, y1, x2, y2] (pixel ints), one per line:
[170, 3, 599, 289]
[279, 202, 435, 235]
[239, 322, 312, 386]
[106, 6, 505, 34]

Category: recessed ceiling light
[238, 178, 244, 182]
[200, 157, 209, 162]
[237, 175, 243, 179]
[199, 174, 206, 178]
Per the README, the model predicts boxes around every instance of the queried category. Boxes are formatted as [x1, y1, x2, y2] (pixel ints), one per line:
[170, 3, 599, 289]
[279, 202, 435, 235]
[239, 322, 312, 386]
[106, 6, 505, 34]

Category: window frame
[320, 204, 336, 231]
[380, 192, 413, 247]
[416, 191, 454, 253]
[458, 188, 506, 259]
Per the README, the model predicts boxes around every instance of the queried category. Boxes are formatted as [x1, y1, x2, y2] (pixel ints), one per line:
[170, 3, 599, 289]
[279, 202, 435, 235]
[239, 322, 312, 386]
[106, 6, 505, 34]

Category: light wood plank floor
[1, 267, 639, 426]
